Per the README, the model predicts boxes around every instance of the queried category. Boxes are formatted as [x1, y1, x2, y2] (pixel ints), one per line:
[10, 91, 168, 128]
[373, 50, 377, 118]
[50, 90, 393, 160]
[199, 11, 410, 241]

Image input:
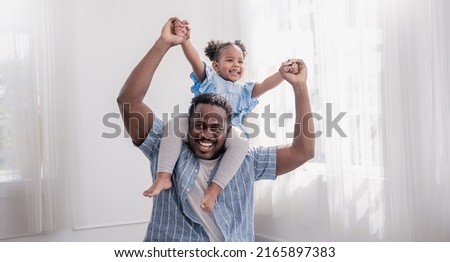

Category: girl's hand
[282, 61, 299, 74]
[172, 19, 190, 38]
[279, 59, 307, 85]
[160, 17, 190, 46]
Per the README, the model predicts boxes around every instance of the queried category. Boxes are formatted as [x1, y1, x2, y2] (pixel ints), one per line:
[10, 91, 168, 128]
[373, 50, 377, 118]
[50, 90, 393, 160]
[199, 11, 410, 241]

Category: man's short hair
[188, 93, 233, 124]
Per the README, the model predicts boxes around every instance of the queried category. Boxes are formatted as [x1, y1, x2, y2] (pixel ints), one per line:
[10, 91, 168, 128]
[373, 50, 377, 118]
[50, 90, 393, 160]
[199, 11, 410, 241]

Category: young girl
[143, 19, 286, 213]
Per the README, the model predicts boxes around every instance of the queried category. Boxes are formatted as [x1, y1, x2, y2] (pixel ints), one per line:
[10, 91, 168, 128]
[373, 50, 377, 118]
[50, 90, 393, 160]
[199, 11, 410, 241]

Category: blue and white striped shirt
[138, 117, 277, 241]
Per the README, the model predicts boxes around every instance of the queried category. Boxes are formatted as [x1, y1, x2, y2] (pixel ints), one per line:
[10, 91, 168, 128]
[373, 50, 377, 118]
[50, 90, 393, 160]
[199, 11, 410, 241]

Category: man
[117, 17, 315, 241]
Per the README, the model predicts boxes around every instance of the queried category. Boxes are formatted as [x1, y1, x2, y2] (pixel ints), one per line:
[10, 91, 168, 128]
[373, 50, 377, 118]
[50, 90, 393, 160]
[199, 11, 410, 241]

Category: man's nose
[201, 127, 215, 138]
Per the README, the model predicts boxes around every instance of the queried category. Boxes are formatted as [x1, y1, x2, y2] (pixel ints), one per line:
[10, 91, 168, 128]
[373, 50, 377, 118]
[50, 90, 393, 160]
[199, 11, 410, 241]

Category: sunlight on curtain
[240, 0, 386, 241]
[381, 0, 450, 241]
[0, 0, 63, 239]
[240, 0, 450, 241]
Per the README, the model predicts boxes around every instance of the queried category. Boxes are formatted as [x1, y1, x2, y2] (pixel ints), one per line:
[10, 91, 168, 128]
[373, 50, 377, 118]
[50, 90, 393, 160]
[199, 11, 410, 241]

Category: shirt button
[194, 169, 198, 172]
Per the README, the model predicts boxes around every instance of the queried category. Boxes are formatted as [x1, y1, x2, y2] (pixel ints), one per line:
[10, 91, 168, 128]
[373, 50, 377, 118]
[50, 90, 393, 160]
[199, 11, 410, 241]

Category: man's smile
[197, 139, 215, 153]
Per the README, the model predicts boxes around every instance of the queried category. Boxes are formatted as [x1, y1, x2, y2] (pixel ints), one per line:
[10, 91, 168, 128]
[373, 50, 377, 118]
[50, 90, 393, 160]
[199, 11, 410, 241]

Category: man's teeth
[199, 141, 213, 147]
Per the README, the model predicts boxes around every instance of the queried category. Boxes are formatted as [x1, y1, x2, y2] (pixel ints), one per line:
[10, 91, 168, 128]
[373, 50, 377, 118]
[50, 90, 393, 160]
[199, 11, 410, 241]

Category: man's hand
[275, 58, 314, 176]
[279, 59, 308, 86]
[173, 19, 190, 37]
[160, 17, 190, 46]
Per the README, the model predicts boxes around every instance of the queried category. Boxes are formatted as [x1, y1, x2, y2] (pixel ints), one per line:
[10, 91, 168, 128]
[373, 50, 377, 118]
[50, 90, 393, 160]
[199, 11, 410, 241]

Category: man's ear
[227, 125, 232, 136]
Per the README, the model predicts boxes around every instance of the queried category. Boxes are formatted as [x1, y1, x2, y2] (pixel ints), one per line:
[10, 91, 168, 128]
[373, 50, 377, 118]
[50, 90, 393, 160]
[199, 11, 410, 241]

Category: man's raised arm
[117, 17, 189, 146]
[276, 59, 315, 175]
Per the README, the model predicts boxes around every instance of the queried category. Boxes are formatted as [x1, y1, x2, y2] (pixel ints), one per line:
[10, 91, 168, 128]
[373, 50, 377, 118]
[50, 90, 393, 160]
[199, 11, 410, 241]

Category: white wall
[4, 0, 236, 242]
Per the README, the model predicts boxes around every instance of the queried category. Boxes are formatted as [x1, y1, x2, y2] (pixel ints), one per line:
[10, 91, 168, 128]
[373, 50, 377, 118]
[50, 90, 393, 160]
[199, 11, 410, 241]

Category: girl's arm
[251, 71, 284, 98]
[182, 40, 206, 82]
[174, 20, 206, 82]
[117, 18, 189, 145]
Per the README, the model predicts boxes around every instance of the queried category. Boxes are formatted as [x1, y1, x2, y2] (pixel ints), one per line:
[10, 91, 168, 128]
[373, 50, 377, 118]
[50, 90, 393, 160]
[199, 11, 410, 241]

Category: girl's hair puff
[204, 40, 247, 62]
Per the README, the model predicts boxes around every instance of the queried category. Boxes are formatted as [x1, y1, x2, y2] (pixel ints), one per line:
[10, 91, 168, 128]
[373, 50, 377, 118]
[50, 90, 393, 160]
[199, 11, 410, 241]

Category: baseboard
[255, 233, 288, 242]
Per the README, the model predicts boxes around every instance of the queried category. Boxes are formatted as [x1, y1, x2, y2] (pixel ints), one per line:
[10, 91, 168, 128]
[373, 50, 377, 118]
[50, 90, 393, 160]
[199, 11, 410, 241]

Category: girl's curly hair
[204, 40, 247, 62]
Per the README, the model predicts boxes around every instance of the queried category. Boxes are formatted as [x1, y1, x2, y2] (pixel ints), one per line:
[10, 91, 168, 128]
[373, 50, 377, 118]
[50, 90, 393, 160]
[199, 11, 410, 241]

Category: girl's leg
[200, 127, 249, 212]
[143, 114, 189, 197]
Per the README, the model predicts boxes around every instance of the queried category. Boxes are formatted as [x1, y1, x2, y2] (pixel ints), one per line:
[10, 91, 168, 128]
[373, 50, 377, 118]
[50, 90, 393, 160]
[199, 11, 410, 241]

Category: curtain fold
[381, 0, 450, 241]
[240, 0, 450, 241]
[0, 0, 63, 239]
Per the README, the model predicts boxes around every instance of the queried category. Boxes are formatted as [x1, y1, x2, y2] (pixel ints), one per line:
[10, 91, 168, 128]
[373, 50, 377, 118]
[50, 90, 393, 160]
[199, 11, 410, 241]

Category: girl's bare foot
[143, 172, 172, 197]
[200, 183, 222, 213]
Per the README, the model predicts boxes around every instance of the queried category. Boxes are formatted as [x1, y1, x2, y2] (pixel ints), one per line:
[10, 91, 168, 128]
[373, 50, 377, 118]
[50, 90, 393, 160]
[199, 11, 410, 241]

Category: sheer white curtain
[381, 0, 450, 241]
[0, 0, 63, 239]
[239, 0, 450, 241]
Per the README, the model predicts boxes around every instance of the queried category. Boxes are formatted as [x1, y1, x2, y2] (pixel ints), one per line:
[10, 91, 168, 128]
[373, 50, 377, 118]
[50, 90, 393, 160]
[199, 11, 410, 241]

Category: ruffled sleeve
[232, 81, 259, 126]
[190, 64, 217, 96]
